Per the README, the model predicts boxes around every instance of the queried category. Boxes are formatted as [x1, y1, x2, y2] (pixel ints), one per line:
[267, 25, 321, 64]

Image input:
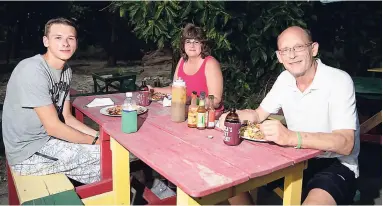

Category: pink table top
[72, 93, 126, 126]
[97, 99, 322, 198]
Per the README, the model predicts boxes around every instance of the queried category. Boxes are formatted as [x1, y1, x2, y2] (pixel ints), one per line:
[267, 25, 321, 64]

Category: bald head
[277, 26, 312, 49]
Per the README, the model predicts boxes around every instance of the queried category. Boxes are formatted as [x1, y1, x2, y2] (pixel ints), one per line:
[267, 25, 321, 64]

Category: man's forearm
[48, 121, 96, 144]
[65, 115, 97, 137]
[287, 131, 354, 155]
[237, 109, 263, 123]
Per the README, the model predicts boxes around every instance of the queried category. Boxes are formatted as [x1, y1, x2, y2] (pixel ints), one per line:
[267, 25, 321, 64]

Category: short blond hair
[44, 17, 77, 37]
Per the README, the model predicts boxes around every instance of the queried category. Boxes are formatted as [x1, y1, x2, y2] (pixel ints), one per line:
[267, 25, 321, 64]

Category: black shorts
[266, 158, 357, 205]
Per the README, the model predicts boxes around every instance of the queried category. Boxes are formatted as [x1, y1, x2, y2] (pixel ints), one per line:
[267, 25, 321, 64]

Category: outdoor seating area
[0, 1, 381, 205]
[92, 70, 138, 94]
[353, 69, 382, 144]
[68, 92, 319, 205]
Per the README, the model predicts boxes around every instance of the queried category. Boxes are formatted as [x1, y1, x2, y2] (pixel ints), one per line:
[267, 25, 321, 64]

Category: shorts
[266, 158, 357, 205]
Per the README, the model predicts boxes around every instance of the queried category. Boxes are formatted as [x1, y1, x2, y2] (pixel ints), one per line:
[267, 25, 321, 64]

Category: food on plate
[240, 123, 264, 140]
[106, 105, 122, 115]
[106, 105, 143, 115]
[150, 92, 167, 101]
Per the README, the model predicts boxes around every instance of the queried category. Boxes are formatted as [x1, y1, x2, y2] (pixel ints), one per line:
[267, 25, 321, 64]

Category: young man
[2, 18, 101, 184]
[222, 26, 359, 205]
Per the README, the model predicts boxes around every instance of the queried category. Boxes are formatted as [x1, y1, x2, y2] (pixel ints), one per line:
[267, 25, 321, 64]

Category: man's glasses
[278, 43, 313, 55]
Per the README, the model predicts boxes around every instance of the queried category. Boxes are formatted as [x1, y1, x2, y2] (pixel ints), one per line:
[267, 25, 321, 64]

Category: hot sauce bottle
[187, 91, 198, 128]
[196, 92, 206, 130]
[206, 95, 215, 129]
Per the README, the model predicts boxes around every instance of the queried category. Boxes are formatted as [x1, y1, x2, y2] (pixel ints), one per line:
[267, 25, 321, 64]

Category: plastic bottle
[171, 78, 187, 122]
[121, 92, 137, 133]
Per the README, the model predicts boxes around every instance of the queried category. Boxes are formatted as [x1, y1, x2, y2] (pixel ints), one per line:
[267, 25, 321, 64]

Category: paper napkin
[162, 96, 172, 107]
[86, 98, 115, 107]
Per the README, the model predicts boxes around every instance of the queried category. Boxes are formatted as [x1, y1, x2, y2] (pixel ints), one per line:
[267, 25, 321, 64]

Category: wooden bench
[7, 164, 83, 205]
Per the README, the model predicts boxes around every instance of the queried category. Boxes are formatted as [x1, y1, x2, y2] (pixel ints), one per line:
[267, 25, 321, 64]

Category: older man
[224, 26, 359, 205]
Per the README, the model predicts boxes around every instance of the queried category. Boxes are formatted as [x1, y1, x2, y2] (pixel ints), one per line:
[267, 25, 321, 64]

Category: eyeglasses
[185, 39, 201, 46]
[278, 43, 313, 55]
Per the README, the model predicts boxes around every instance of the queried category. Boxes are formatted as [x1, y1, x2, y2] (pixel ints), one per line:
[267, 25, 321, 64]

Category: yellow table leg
[177, 187, 201, 206]
[111, 138, 130, 205]
[283, 161, 305, 205]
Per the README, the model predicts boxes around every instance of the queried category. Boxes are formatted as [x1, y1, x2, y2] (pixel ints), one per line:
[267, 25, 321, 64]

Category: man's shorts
[266, 158, 357, 205]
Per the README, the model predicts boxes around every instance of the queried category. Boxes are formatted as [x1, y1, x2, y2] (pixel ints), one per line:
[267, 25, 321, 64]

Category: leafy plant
[111, 1, 381, 110]
[112, 1, 232, 77]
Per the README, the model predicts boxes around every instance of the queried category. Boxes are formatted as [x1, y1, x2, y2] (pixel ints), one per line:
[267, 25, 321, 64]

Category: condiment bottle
[171, 78, 187, 122]
[187, 91, 198, 128]
[206, 95, 215, 129]
[196, 92, 206, 130]
[138, 80, 150, 106]
[139, 80, 149, 91]
[223, 108, 242, 146]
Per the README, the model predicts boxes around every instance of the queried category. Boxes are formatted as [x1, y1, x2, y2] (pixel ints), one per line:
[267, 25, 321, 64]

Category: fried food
[150, 92, 166, 101]
[107, 105, 122, 115]
[240, 123, 264, 140]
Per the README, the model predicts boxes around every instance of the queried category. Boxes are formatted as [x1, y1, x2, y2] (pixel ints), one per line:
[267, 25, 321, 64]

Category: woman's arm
[205, 57, 223, 108]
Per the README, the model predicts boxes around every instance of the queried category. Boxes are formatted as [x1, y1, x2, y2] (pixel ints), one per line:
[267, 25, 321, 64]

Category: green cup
[121, 110, 137, 133]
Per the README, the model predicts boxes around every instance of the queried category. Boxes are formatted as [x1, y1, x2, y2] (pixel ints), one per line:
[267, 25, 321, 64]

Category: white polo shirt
[260, 59, 360, 178]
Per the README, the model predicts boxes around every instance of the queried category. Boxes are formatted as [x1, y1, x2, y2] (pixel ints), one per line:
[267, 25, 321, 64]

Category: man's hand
[260, 120, 295, 146]
[217, 109, 258, 130]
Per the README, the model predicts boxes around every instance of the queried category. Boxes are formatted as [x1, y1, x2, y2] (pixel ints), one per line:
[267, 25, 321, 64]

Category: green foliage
[114, 1, 231, 53]
[111, 1, 313, 110]
[220, 2, 313, 109]
[111, 1, 381, 110]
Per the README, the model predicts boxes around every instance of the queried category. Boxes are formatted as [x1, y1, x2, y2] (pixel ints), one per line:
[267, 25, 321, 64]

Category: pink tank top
[177, 56, 224, 116]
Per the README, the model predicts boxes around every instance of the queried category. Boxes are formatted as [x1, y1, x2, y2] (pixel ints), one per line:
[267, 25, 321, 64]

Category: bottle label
[172, 87, 186, 104]
[197, 112, 205, 128]
[207, 110, 215, 127]
[223, 122, 241, 145]
[187, 108, 197, 125]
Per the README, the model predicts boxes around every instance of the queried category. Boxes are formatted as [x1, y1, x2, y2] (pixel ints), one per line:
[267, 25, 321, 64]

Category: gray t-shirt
[2, 54, 72, 165]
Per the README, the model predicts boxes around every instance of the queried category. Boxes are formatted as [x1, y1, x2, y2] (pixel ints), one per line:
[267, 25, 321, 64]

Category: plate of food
[150, 92, 167, 102]
[100, 105, 148, 117]
[240, 123, 269, 142]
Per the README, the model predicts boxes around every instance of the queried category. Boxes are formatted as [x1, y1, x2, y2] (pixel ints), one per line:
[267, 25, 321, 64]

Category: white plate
[100, 105, 148, 117]
[241, 136, 269, 142]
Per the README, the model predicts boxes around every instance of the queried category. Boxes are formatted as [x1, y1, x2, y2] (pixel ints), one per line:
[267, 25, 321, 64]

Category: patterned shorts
[12, 138, 100, 184]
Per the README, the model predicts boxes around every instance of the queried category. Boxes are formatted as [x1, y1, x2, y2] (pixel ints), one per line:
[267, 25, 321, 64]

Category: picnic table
[74, 94, 321, 205]
[92, 70, 137, 93]
[352, 76, 382, 144]
[71, 93, 127, 198]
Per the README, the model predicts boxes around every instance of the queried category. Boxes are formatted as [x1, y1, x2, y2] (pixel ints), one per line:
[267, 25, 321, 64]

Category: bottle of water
[121, 92, 137, 133]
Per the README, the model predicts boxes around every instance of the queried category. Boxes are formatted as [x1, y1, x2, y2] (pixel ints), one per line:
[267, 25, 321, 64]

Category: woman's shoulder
[205, 56, 220, 69]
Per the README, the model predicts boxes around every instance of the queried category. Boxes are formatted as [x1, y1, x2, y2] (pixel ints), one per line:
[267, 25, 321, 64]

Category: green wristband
[294, 132, 302, 149]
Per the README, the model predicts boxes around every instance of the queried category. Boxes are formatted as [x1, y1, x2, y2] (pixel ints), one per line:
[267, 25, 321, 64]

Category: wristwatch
[92, 131, 100, 145]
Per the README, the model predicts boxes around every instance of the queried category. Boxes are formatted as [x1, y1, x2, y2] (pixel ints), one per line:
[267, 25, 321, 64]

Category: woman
[149, 23, 224, 116]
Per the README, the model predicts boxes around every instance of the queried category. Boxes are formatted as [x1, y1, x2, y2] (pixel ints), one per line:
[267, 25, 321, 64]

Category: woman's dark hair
[180, 23, 210, 61]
